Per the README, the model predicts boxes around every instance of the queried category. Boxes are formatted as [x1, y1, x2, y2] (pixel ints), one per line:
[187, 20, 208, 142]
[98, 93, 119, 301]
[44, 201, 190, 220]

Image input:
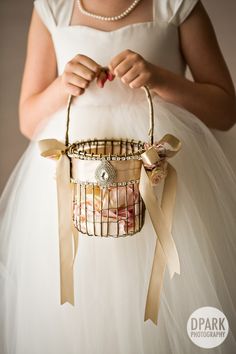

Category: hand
[108, 49, 158, 89]
[61, 54, 114, 96]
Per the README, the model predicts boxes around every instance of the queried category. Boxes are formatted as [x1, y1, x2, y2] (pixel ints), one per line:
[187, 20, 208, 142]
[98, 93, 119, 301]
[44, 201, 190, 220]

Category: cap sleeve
[33, 0, 56, 32]
[33, 0, 74, 32]
[168, 0, 199, 26]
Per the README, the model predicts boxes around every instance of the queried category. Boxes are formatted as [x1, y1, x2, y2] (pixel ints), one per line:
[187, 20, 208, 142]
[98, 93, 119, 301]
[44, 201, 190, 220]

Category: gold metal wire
[67, 84, 154, 237]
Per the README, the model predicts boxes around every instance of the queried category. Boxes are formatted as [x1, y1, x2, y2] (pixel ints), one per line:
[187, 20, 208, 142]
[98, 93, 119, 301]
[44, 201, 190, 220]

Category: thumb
[96, 70, 108, 88]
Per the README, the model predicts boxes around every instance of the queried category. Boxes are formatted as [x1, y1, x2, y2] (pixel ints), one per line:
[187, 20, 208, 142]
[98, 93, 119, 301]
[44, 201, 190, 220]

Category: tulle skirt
[0, 94, 236, 354]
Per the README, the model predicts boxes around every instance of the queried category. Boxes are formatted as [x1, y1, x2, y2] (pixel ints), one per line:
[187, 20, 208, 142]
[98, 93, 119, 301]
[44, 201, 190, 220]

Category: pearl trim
[77, 0, 143, 22]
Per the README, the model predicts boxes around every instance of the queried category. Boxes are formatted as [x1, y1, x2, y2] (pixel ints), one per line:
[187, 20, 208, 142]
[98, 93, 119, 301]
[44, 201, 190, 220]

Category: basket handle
[65, 84, 154, 147]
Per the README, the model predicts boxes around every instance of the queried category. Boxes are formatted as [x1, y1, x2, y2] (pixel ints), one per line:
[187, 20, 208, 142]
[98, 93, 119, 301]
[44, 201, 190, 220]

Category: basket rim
[66, 137, 146, 160]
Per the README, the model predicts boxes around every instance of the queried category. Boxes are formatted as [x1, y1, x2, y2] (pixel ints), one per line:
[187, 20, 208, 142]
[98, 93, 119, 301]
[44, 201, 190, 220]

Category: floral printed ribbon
[38, 133, 181, 325]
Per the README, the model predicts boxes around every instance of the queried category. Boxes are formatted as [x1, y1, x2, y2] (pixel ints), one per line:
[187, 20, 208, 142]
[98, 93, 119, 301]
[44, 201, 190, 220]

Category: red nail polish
[101, 77, 108, 87]
[107, 72, 115, 81]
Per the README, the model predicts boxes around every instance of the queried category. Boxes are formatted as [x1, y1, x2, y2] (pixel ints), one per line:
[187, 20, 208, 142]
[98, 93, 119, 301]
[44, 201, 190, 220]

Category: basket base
[73, 214, 145, 237]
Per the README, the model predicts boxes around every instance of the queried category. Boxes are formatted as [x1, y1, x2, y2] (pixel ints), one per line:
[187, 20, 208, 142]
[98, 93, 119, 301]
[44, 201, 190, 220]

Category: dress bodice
[34, 0, 199, 106]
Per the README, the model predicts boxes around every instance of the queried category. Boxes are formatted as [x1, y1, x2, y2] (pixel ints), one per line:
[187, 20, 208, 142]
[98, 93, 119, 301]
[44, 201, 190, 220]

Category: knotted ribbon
[139, 133, 182, 324]
[38, 133, 181, 325]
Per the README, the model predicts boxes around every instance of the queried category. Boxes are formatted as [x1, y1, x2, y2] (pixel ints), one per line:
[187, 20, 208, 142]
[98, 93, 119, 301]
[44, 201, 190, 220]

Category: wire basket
[38, 84, 182, 324]
[66, 85, 154, 237]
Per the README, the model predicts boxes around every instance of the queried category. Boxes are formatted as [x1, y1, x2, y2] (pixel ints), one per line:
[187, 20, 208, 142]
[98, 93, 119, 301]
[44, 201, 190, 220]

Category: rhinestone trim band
[70, 178, 140, 187]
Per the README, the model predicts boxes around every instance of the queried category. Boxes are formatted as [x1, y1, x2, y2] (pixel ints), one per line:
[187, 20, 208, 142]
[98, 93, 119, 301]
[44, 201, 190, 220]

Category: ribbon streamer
[38, 139, 78, 305]
[140, 133, 182, 325]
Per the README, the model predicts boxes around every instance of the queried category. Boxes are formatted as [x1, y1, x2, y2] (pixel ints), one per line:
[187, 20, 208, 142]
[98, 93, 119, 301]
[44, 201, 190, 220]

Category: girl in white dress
[0, 0, 236, 353]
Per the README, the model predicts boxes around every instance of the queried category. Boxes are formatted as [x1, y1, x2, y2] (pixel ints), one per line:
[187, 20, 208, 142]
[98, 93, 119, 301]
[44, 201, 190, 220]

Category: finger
[130, 71, 152, 88]
[65, 83, 85, 96]
[120, 66, 140, 85]
[65, 72, 89, 89]
[102, 67, 115, 81]
[66, 62, 97, 81]
[112, 58, 133, 78]
[107, 71, 115, 81]
[128, 74, 148, 89]
[74, 54, 102, 74]
[108, 49, 133, 74]
[96, 70, 108, 88]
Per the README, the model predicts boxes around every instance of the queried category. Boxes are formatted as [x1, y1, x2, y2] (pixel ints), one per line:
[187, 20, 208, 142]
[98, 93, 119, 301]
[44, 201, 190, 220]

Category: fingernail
[102, 77, 108, 87]
[107, 72, 115, 81]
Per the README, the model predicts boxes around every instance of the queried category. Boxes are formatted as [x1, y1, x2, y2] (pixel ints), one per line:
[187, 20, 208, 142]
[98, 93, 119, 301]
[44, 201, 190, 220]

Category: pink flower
[73, 183, 142, 235]
[142, 141, 169, 185]
[149, 160, 168, 186]
[100, 184, 139, 209]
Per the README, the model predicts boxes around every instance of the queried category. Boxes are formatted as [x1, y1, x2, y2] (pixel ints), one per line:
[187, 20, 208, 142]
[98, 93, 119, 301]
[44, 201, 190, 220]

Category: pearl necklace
[76, 0, 143, 21]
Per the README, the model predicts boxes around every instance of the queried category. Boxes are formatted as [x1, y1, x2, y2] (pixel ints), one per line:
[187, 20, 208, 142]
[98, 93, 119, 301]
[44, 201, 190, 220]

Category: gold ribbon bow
[139, 133, 182, 325]
[38, 139, 79, 305]
[38, 133, 181, 326]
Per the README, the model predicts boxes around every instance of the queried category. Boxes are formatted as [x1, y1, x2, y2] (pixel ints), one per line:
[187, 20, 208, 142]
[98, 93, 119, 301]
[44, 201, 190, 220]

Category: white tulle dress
[0, 0, 236, 353]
